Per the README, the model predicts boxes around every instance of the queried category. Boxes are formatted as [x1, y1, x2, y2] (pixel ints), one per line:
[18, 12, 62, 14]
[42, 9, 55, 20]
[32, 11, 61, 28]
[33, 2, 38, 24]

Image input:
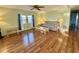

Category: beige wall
[46, 10, 70, 31]
[35, 10, 70, 31]
[0, 7, 35, 36]
[0, 7, 71, 36]
[0, 7, 35, 26]
[35, 12, 46, 26]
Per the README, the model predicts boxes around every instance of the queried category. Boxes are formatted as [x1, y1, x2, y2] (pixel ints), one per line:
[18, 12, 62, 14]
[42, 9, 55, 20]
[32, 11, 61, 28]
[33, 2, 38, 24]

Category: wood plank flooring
[0, 29, 79, 53]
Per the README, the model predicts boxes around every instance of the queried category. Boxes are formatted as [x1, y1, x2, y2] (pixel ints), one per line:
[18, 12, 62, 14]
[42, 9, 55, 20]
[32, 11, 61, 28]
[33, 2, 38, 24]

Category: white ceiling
[0, 5, 79, 12]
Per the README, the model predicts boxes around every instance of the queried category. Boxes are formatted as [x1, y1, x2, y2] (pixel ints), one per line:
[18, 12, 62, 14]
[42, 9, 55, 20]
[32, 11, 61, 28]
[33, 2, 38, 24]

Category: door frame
[18, 14, 21, 30]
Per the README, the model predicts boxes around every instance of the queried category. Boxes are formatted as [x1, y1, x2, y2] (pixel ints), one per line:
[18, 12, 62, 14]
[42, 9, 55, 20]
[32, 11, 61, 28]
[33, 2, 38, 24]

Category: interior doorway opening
[69, 10, 79, 31]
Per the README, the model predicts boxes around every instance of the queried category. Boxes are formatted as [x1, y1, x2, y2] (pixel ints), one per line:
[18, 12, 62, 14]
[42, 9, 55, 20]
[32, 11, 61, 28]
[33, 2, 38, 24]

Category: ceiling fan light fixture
[30, 5, 44, 11]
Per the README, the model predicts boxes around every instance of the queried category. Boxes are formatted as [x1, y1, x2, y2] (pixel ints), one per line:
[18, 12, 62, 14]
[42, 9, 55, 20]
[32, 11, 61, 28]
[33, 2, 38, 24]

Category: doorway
[69, 11, 79, 31]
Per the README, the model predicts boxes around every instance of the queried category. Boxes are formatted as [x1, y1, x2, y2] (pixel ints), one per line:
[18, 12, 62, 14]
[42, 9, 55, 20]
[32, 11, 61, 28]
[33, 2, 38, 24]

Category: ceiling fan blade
[30, 5, 44, 11]
[37, 8, 41, 10]
[31, 7, 34, 10]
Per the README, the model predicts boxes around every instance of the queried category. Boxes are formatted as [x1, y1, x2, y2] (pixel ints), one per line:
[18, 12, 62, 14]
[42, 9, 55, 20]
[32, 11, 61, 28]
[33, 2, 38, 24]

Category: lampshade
[59, 18, 64, 25]
[0, 16, 3, 21]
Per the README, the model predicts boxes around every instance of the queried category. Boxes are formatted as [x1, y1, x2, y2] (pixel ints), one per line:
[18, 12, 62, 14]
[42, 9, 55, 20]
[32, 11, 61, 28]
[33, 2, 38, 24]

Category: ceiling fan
[30, 5, 44, 11]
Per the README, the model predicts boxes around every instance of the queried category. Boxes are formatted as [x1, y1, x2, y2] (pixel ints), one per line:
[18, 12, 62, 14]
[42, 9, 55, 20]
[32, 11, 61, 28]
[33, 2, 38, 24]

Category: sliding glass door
[20, 15, 27, 30]
[18, 14, 35, 31]
[27, 15, 34, 28]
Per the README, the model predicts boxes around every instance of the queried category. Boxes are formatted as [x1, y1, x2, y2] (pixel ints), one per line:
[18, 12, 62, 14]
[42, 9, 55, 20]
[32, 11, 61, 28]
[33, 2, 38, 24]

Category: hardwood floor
[0, 29, 79, 53]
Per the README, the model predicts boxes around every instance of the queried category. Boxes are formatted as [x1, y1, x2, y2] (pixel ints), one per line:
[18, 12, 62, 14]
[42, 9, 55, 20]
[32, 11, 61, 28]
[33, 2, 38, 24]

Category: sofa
[42, 21, 60, 31]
